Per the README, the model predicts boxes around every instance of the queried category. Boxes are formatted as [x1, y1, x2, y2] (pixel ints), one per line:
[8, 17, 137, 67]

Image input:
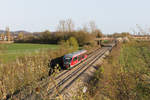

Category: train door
[72, 56, 78, 66]
[81, 54, 85, 60]
[85, 54, 88, 59]
[78, 55, 82, 62]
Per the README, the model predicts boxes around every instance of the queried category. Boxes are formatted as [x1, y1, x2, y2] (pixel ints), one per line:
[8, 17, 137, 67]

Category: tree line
[15, 19, 103, 46]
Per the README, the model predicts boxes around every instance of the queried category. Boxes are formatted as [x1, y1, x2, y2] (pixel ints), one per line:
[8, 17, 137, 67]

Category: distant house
[0, 33, 14, 41]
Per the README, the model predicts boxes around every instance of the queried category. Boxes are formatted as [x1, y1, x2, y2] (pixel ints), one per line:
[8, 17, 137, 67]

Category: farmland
[0, 43, 59, 63]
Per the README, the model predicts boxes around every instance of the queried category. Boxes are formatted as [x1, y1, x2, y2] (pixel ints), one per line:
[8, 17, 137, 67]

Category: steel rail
[9, 47, 101, 100]
[46, 47, 109, 98]
[22, 48, 104, 100]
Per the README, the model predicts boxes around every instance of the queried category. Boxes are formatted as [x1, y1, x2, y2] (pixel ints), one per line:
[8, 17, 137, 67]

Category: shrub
[68, 37, 79, 51]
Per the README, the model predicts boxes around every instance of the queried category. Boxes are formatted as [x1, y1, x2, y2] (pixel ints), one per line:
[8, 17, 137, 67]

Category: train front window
[64, 58, 72, 63]
[73, 57, 78, 61]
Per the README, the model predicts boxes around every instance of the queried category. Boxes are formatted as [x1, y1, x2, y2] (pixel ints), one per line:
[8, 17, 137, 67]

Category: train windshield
[64, 57, 72, 63]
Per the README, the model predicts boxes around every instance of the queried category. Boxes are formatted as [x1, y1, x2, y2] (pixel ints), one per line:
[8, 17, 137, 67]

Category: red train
[63, 50, 88, 69]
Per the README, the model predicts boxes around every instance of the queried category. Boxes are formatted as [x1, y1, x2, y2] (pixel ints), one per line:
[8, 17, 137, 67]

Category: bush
[68, 37, 79, 51]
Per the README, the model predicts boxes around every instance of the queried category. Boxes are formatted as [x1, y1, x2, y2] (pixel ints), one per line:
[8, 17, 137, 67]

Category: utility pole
[136, 24, 146, 35]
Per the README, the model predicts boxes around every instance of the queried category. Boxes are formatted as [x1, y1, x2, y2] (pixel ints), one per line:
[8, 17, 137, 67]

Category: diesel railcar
[63, 50, 88, 69]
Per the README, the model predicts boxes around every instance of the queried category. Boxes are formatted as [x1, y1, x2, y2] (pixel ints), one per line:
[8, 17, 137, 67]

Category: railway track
[7, 47, 101, 100]
[8, 45, 114, 100]
[27, 47, 110, 99]
[46, 47, 109, 98]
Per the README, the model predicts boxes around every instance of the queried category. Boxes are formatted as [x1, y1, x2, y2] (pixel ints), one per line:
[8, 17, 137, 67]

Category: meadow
[82, 41, 150, 100]
[0, 43, 59, 63]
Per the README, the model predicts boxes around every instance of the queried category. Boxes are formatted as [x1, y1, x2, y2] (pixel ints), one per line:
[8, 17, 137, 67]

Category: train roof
[64, 50, 87, 58]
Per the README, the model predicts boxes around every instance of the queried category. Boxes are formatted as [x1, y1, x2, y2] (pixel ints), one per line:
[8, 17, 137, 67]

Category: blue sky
[0, 0, 150, 34]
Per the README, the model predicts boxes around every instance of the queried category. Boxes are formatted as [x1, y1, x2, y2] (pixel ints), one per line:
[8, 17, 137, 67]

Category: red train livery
[63, 50, 88, 69]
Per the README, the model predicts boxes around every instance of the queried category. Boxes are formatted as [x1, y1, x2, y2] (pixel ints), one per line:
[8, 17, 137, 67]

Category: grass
[0, 43, 59, 63]
[80, 41, 150, 100]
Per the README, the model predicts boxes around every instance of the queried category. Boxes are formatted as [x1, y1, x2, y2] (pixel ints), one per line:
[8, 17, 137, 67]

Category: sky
[0, 0, 150, 34]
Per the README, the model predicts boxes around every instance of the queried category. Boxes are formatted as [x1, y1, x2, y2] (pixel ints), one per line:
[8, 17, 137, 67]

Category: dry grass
[76, 41, 150, 100]
[0, 47, 70, 99]
[0, 42, 99, 99]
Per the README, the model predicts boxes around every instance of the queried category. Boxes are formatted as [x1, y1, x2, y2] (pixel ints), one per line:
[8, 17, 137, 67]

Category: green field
[0, 43, 59, 63]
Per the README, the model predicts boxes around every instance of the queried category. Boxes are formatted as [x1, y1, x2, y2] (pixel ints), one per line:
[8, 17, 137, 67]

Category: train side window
[73, 57, 78, 61]
[82, 54, 85, 59]
[78, 55, 82, 61]
[80, 55, 83, 60]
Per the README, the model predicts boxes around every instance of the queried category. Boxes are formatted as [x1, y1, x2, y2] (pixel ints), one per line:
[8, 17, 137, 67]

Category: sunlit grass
[0, 43, 59, 63]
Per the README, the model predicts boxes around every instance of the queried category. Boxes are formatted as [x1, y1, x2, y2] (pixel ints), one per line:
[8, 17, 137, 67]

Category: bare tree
[66, 19, 74, 32]
[89, 21, 103, 38]
[136, 24, 147, 35]
[6, 27, 11, 41]
[89, 21, 97, 33]
[0, 33, 5, 41]
[82, 24, 89, 33]
[95, 29, 103, 38]
[57, 19, 74, 32]
[57, 20, 66, 32]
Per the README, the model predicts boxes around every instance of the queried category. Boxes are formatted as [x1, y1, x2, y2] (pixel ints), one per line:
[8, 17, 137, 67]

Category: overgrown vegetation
[0, 36, 99, 99]
[0, 49, 62, 99]
[81, 41, 150, 100]
[0, 19, 102, 99]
